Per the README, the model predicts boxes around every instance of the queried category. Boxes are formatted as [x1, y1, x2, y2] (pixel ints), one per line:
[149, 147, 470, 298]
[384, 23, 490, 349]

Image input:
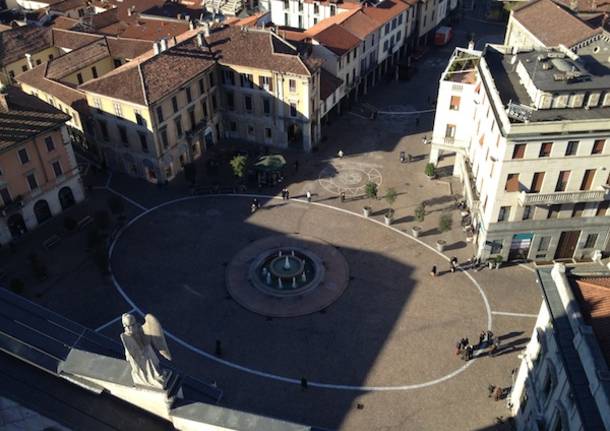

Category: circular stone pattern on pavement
[226, 234, 349, 317]
[318, 162, 382, 196]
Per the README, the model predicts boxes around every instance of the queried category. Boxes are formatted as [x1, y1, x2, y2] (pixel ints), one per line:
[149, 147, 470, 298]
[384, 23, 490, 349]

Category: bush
[107, 196, 125, 216]
[439, 214, 452, 232]
[415, 204, 426, 222]
[229, 155, 248, 179]
[94, 210, 111, 231]
[384, 187, 398, 208]
[63, 216, 77, 231]
[365, 182, 378, 199]
[425, 163, 437, 178]
[9, 278, 24, 294]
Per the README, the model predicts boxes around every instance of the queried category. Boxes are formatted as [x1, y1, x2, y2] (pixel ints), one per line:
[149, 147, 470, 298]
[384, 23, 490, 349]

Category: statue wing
[142, 314, 172, 361]
[120, 333, 141, 362]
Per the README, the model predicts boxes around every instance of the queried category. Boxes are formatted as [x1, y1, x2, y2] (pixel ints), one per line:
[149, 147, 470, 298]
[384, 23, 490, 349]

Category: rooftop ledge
[518, 188, 609, 206]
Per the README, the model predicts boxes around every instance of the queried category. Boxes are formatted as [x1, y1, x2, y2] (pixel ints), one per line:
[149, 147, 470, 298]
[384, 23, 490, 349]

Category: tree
[184, 162, 197, 185]
[365, 181, 378, 199]
[230, 155, 248, 180]
[384, 187, 398, 218]
[425, 163, 437, 178]
[439, 214, 452, 232]
[415, 203, 426, 222]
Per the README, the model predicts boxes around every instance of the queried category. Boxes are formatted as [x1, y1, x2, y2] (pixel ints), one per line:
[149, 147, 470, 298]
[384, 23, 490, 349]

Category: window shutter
[580, 169, 596, 191]
[531, 172, 545, 193]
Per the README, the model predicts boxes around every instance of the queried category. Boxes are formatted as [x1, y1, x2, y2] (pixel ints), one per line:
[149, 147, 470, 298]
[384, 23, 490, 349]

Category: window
[565, 140, 578, 156]
[188, 108, 195, 129]
[530, 172, 545, 193]
[398, 12, 403, 24]
[91, 66, 98, 78]
[391, 17, 397, 30]
[98, 120, 109, 140]
[201, 99, 208, 118]
[222, 70, 235, 86]
[449, 95, 460, 110]
[512, 144, 526, 159]
[18, 148, 29, 164]
[135, 111, 146, 126]
[445, 124, 456, 138]
[259, 76, 273, 91]
[160, 127, 169, 149]
[314, 2, 319, 13]
[265, 128, 272, 139]
[384, 23, 390, 35]
[113, 59, 121, 68]
[572, 202, 585, 217]
[8, 71, 14, 79]
[75, 72, 83, 84]
[596, 200, 609, 216]
[21, 65, 27, 72]
[490, 240, 503, 254]
[330, 4, 335, 15]
[263, 98, 271, 115]
[26, 173, 38, 190]
[45, 136, 55, 152]
[505, 173, 520, 192]
[52, 160, 63, 177]
[118, 125, 128, 144]
[138, 132, 148, 152]
[226, 92, 234, 110]
[172, 96, 178, 113]
[175, 117, 183, 138]
[247, 125, 254, 136]
[245, 95, 252, 112]
[542, 364, 556, 400]
[49, 54, 54, 61]
[497, 206, 510, 222]
[298, 2, 303, 12]
[211, 94, 217, 110]
[199, 78, 205, 95]
[289, 79, 296, 92]
[396, 31, 401, 41]
[555, 171, 570, 192]
[113, 103, 122, 117]
[522, 205, 533, 220]
[156, 106, 164, 123]
[290, 103, 297, 117]
[240, 73, 254, 88]
[592, 139, 605, 154]
[0, 187, 11, 205]
[539, 142, 553, 157]
[547, 204, 561, 219]
[383, 40, 389, 52]
[186, 87, 192, 103]
[538, 237, 551, 252]
[580, 169, 596, 190]
[284, 12, 289, 25]
[584, 233, 598, 248]
[209, 73, 215, 87]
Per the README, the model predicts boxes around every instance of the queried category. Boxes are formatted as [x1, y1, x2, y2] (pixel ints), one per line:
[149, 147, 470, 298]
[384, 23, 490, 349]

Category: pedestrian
[422, 136, 428, 145]
[489, 339, 500, 357]
[430, 265, 437, 277]
[455, 340, 462, 356]
[253, 198, 259, 209]
[250, 203, 257, 213]
[465, 345, 473, 361]
[282, 188, 288, 200]
[450, 256, 458, 273]
[306, 191, 312, 203]
[478, 331, 486, 349]
[486, 330, 494, 343]
[493, 386, 503, 401]
[294, 160, 299, 172]
[340, 191, 346, 202]
[338, 149, 344, 159]
[285, 189, 290, 200]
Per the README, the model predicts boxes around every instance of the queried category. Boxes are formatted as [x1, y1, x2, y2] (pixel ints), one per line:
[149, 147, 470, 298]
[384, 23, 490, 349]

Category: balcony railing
[518, 188, 609, 206]
[431, 136, 468, 152]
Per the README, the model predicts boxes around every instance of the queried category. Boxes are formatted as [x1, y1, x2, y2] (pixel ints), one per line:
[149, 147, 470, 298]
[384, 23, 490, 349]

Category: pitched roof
[362, 0, 410, 25]
[51, 28, 102, 50]
[46, 39, 110, 81]
[339, 10, 382, 39]
[302, 7, 360, 36]
[555, 0, 610, 13]
[513, 0, 600, 47]
[51, 16, 80, 30]
[49, 0, 87, 13]
[16, 63, 87, 109]
[0, 26, 53, 67]
[311, 23, 361, 56]
[0, 86, 70, 149]
[574, 276, 610, 368]
[320, 67, 343, 99]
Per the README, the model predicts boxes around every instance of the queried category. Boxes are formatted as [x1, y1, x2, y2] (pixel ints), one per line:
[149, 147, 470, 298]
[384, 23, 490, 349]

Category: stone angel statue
[120, 313, 172, 389]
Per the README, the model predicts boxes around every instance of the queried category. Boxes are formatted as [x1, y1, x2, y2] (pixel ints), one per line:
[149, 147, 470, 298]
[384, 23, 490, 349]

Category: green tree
[415, 204, 426, 222]
[365, 182, 378, 199]
[230, 155, 248, 180]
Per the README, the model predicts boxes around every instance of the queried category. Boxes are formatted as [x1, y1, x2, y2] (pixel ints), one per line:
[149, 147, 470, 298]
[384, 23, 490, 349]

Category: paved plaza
[0, 13, 543, 431]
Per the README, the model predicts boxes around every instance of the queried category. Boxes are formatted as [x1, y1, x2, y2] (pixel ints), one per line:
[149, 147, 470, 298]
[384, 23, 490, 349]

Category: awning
[253, 154, 286, 172]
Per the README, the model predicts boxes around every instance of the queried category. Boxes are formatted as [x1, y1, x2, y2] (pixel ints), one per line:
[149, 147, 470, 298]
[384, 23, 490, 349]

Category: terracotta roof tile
[52, 28, 103, 50]
[16, 63, 87, 108]
[51, 16, 80, 30]
[311, 23, 361, 55]
[0, 26, 53, 67]
[574, 277, 610, 368]
[50, 0, 88, 13]
[339, 10, 382, 39]
[0, 86, 70, 148]
[362, 0, 409, 25]
[302, 8, 361, 36]
[46, 39, 110, 81]
[513, 0, 600, 47]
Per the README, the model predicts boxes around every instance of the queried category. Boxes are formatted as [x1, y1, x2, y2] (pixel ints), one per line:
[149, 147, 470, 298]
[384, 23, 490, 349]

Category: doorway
[554, 231, 581, 259]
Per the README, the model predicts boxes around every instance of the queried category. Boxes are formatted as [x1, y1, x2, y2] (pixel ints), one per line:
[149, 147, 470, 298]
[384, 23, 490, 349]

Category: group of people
[430, 256, 459, 277]
[281, 188, 290, 200]
[250, 198, 260, 213]
[455, 330, 500, 361]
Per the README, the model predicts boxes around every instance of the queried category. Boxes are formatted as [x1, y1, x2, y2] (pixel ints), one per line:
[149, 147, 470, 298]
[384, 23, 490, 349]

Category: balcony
[431, 136, 468, 153]
[518, 188, 609, 206]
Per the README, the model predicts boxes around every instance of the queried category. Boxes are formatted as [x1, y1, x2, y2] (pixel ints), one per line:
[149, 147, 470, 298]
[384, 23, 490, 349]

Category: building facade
[430, 45, 610, 262]
[509, 263, 610, 431]
[0, 85, 84, 245]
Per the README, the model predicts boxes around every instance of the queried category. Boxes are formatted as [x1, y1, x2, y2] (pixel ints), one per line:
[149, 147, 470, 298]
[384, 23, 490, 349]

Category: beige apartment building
[0, 85, 84, 245]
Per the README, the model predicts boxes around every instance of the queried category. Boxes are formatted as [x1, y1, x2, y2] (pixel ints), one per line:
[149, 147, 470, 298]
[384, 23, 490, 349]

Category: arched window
[58, 187, 75, 210]
[34, 200, 52, 224]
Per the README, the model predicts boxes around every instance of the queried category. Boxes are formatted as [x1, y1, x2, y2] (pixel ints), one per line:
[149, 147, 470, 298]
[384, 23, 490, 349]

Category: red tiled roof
[46, 39, 110, 80]
[97, 17, 190, 41]
[0, 26, 53, 67]
[362, 0, 410, 25]
[339, 10, 382, 39]
[311, 23, 361, 56]
[303, 8, 360, 36]
[513, 0, 600, 47]
[574, 277, 610, 368]
[50, 0, 87, 13]
[16, 62, 87, 108]
[555, 0, 610, 13]
[51, 16, 80, 30]
[52, 28, 102, 50]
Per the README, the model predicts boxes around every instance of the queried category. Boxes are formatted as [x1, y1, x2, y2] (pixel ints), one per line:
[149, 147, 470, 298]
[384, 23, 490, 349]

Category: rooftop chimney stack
[25, 53, 33, 70]
[467, 40, 475, 50]
[153, 41, 161, 55]
[196, 31, 206, 47]
[160, 37, 168, 52]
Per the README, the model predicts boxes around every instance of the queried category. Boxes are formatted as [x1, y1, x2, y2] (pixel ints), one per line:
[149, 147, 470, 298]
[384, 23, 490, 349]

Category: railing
[431, 137, 469, 152]
[518, 188, 609, 206]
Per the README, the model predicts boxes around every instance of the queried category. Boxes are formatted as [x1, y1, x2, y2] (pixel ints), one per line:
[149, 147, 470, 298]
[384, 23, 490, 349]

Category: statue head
[122, 313, 138, 336]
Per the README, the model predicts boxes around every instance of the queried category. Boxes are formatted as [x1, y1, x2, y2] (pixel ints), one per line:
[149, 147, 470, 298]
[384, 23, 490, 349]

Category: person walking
[250, 202, 257, 214]
[450, 256, 458, 273]
[338, 149, 344, 159]
[430, 265, 437, 277]
[285, 189, 290, 200]
[281, 188, 288, 200]
[306, 191, 312, 203]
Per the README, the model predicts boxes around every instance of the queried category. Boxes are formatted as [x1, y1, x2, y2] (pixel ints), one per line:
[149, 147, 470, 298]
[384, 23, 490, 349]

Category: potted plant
[425, 163, 437, 179]
[488, 256, 497, 269]
[436, 239, 447, 252]
[411, 226, 422, 237]
[363, 206, 372, 217]
[494, 254, 503, 269]
[383, 187, 397, 225]
[415, 203, 426, 223]
[364, 181, 378, 218]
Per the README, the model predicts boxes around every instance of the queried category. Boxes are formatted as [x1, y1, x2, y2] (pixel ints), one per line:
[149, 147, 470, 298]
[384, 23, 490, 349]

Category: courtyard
[0, 12, 542, 431]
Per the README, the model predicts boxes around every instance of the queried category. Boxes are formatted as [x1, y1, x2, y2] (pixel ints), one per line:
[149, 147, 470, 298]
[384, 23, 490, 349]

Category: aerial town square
[1, 0, 610, 429]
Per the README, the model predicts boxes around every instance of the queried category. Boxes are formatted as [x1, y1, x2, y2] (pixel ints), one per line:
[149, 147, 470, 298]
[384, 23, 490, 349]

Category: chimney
[160, 37, 168, 52]
[467, 39, 475, 50]
[196, 31, 206, 47]
[203, 22, 210, 37]
[153, 41, 161, 55]
[172, 36, 177, 46]
[0, 84, 8, 112]
[25, 53, 33, 70]
[189, 20, 195, 30]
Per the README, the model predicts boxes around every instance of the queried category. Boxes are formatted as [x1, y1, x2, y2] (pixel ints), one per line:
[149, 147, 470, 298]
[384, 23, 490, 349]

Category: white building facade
[430, 45, 610, 262]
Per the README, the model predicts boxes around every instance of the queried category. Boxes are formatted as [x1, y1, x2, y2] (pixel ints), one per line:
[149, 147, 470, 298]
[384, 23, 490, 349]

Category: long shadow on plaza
[108, 194, 479, 430]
